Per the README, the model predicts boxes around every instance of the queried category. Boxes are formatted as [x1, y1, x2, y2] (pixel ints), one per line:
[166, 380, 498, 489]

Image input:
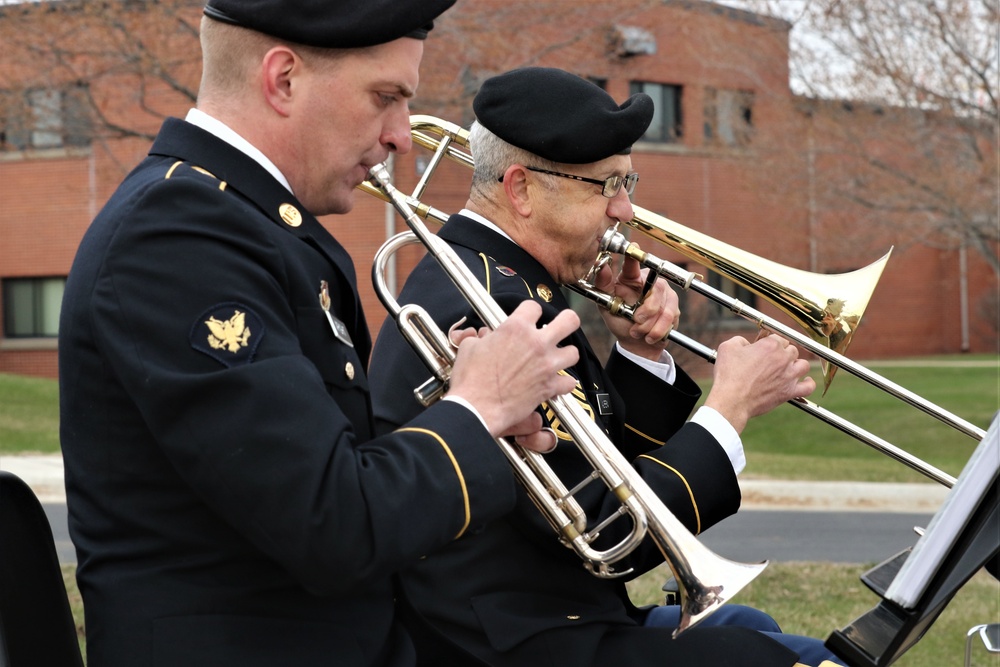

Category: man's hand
[593, 255, 679, 361]
[704, 334, 816, 434]
[448, 301, 579, 449]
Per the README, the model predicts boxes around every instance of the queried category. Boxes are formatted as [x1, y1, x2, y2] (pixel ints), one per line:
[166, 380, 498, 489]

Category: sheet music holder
[825, 413, 999, 667]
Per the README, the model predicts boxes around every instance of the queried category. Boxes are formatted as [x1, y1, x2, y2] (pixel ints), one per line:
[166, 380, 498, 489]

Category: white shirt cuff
[691, 406, 746, 475]
[614, 342, 677, 385]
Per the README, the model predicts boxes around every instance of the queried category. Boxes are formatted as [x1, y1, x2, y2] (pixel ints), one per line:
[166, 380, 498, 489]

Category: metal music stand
[825, 413, 1000, 667]
[964, 623, 999, 667]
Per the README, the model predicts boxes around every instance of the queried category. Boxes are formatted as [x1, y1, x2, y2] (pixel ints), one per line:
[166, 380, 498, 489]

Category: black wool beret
[203, 0, 456, 49]
[473, 67, 654, 164]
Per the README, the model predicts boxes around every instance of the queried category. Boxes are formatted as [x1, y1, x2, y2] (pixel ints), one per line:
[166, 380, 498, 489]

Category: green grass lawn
[0, 372, 60, 454]
[626, 563, 1000, 667]
[721, 358, 999, 484]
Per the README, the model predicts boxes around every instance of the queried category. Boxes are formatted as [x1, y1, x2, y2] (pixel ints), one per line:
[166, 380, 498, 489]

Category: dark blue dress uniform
[58, 119, 519, 667]
[368, 214, 799, 667]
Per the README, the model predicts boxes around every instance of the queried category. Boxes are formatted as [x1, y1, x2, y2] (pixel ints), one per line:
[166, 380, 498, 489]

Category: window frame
[703, 87, 755, 147]
[630, 81, 683, 144]
[1, 83, 92, 152]
[2, 276, 66, 339]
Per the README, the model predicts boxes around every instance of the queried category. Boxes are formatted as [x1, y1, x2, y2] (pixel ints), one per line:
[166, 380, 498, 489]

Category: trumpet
[367, 163, 768, 636]
[357, 114, 985, 487]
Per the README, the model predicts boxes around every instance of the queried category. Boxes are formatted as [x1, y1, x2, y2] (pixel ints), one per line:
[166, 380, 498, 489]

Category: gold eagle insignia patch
[191, 303, 265, 368]
[206, 310, 251, 353]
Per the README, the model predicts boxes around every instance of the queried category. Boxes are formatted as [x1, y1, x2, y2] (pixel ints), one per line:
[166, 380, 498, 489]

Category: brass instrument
[357, 114, 985, 487]
[586, 228, 985, 443]
[367, 164, 768, 636]
[569, 276, 958, 488]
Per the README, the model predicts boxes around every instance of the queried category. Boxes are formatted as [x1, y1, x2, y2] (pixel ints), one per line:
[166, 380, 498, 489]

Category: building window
[704, 87, 754, 147]
[630, 81, 682, 143]
[2, 277, 65, 338]
[706, 270, 756, 321]
[1, 84, 91, 151]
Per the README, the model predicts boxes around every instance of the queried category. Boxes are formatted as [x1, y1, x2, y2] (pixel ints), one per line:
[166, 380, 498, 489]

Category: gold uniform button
[279, 203, 302, 227]
[344, 362, 355, 380]
[537, 284, 553, 302]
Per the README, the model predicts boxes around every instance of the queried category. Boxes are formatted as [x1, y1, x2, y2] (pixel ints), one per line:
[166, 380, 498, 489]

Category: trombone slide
[598, 229, 986, 443]
[568, 281, 957, 488]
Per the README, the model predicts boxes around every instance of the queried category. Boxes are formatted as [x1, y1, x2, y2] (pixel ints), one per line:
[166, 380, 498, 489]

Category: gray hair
[468, 121, 559, 198]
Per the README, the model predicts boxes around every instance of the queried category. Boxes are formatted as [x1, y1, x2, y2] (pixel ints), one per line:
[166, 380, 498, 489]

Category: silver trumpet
[367, 163, 767, 636]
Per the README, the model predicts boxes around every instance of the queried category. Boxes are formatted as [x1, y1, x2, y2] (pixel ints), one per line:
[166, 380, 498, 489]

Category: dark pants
[644, 604, 846, 666]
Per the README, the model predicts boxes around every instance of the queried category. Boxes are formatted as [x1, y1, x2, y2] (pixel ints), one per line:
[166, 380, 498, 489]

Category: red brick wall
[1, 0, 995, 380]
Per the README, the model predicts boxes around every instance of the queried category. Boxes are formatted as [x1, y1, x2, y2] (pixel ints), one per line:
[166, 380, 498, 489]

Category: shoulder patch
[191, 303, 265, 368]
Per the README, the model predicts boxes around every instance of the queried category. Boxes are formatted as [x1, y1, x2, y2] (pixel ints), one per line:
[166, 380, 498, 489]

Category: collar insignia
[279, 203, 302, 227]
[191, 303, 265, 368]
[537, 284, 553, 302]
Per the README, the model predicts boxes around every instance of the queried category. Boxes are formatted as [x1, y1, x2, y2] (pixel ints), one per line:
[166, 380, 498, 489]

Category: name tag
[593, 392, 613, 416]
[319, 280, 354, 347]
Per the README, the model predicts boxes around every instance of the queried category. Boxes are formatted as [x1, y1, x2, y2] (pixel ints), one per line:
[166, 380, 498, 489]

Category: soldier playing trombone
[370, 66, 845, 667]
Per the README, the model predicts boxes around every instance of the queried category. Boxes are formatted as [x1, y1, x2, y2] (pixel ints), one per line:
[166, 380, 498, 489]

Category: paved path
[0, 453, 950, 511]
[4, 453, 951, 567]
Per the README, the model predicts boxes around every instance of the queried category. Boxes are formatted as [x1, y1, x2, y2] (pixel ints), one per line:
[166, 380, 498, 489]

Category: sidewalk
[0, 453, 951, 512]
[1, 454, 68, 503]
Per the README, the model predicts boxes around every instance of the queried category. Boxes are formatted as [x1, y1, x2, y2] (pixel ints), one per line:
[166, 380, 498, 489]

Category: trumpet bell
[628, 207, 892, 392]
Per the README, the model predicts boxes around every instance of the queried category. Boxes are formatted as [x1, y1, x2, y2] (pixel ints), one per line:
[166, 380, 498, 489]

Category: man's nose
[607, 187, 634, 221]
[382, 108, 413, 154]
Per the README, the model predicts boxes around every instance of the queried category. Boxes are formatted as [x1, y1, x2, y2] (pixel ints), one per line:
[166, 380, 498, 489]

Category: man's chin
[317, 191, 356, 217]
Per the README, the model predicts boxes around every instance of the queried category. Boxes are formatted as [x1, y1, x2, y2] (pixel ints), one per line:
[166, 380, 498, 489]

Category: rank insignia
[537, 284, 553, 302]
[542, 376, 594, 440]
[495, 265, 517, 277]
[191, 303, 264, 368]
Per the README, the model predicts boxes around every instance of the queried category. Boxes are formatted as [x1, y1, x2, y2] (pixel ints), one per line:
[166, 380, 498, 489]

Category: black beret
[473, 67, 654, 164]
[203, 0, 456, 48]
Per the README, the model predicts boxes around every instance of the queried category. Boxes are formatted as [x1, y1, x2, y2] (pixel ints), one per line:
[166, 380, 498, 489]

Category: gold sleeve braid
[396, 427, 471, 539]
[635, 454, 702, 534]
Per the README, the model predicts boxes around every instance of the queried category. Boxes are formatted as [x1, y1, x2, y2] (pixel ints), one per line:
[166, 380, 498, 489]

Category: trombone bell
[627, 207, 892, 392]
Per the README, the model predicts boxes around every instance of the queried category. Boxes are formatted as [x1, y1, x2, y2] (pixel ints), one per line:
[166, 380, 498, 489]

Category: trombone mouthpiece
[367, 163, 391, 188]
[599, 226, 629, 254]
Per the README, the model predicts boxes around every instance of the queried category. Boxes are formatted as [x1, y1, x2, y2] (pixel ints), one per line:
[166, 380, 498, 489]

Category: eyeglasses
[499, 167, 639, 198]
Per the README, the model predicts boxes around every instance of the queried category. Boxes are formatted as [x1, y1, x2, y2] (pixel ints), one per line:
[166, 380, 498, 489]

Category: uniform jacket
[368, 214, 797, 667]
[58, 119, 520, 667]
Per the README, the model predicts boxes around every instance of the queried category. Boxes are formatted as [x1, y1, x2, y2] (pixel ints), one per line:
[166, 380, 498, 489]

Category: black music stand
[825, 413, 1000, 667]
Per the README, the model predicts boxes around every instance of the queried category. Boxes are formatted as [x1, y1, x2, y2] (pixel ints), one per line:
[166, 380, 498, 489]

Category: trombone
[367, 163, 768, 636]
[569, 267, 958, 488]
[357, 114, 985, 488]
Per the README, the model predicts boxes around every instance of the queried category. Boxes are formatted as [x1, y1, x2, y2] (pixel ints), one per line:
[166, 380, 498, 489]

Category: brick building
[1, 0, 996, 380]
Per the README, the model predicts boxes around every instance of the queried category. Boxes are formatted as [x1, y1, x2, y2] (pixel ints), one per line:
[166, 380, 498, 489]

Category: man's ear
[502, 164, 534, 217]
[261, 46, 298, 117]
